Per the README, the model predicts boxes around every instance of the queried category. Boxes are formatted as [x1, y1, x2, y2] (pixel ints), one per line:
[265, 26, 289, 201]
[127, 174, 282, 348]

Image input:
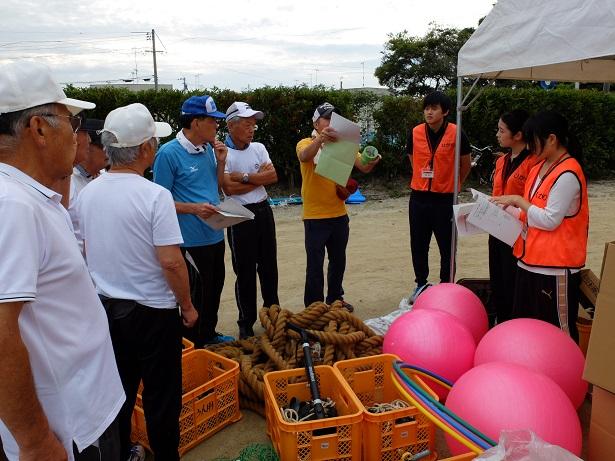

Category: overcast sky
[1, 0, 495, 91]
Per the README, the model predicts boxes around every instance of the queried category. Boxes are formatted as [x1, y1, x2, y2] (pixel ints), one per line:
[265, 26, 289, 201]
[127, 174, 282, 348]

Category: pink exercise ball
[383, 309, 476, 400]
[445, 362, 582, 456]
[475, 318, 588, 409]
[413, 283, 488, 344]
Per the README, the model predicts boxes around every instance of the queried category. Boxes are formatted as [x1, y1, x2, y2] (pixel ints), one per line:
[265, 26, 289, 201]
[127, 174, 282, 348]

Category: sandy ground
[182, 181, 614, 461]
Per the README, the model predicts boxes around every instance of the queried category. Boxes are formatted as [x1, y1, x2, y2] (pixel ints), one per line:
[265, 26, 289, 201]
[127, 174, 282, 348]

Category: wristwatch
[241, 173, 249, 184]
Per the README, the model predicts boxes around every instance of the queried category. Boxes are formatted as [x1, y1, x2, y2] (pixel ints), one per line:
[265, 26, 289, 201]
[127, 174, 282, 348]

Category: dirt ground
[182, 181, 614, 461]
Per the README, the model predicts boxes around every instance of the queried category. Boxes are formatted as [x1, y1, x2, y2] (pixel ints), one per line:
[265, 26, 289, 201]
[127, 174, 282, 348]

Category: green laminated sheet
[314, 140, 358, 186]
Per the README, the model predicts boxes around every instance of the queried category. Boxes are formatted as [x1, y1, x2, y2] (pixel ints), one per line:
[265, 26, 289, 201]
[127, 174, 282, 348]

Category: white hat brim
[227, 109, 265, 122]
[154, 121, 172, 138]
[58, 97, 96, 115]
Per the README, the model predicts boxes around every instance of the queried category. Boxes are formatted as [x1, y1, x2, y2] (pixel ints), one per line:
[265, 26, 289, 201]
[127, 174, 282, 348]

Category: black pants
[227, 200, 279, 330]
[512, 267, 580, 343]
[182, 240, 225, 345]
[73, 418, 120, 461]
[304, 215, 350, 306]
[488, 235, 518, 324]
[102, 299, 182, 461]
[409, 191, 454, 286]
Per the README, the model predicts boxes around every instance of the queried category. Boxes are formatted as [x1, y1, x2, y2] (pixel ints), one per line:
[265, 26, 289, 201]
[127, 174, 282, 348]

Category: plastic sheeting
[476, 430, 582, 461]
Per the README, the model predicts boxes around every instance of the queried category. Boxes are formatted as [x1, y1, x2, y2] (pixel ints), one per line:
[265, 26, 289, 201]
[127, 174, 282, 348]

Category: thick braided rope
[207, 303, 382, 414]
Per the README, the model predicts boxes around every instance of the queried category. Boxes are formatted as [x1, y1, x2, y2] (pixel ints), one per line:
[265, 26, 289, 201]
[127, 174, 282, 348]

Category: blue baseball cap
[181, 95, 226, 118]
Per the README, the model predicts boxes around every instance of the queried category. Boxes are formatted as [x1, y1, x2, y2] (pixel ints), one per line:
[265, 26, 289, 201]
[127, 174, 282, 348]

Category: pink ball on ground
[383, 309, 476, 400]
[445, 362, 582, 456]
[475, 318, 588, 409]
[413, 283, 488, 344]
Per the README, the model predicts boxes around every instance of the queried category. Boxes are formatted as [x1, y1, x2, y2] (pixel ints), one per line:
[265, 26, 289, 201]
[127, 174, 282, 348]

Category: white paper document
[314, 113, 361, 185]
[329, 112, 361, 143]
[470, 188, 491, 202]
[467, 197, 523, 246]
[203, 197, 255, 230]
[453, 202, 484, 236]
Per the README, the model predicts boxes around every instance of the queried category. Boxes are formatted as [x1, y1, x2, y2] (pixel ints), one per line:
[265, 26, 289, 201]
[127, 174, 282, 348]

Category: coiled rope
[208, 301, 383, 415]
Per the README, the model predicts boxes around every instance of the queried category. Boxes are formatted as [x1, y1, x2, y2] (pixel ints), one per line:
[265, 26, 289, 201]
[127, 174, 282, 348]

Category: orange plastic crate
[264, 365, 363, 461]
[131, 349, 242, 455]
[181, 337, 194, 355]
[334, 354, 438, 461]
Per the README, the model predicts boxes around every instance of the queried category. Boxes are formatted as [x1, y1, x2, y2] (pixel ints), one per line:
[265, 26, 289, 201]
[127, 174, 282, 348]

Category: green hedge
[66, 86, 615, 185]
[371, 88, 615, 180]
[67, 85, 378, 188]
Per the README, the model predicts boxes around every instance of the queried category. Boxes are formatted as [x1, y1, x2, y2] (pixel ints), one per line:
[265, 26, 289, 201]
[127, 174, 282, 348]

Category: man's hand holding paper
[314, 113, 361, 186]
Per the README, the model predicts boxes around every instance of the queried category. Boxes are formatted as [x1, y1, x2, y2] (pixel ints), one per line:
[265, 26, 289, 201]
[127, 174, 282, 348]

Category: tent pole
[450, 77, 463, 283]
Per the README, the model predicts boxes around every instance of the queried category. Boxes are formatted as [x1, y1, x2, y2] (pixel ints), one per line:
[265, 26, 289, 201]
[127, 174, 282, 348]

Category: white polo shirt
[0, 163, 125, 459]
[224, 142, 271, 205]
[77, 173, 183, 309]
[68, 165, 94, 254]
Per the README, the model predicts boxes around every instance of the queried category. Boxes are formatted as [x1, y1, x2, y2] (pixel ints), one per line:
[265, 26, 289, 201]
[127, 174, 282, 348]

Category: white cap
[0, 61, 95, 116]
[225, 101, 265, 122]
[101, 103, 172, 148]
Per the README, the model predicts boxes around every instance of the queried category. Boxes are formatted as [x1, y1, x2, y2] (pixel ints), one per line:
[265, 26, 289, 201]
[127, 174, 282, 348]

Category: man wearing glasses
[153, 95, 235, 346]
[77, 103, 197, 461]
[0, 62, 125, 460]
[221, 102, 279, 339]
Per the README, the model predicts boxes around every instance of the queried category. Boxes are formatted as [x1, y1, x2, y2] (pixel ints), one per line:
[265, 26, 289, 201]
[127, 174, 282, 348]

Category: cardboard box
[588, 386, 615, 461]
[584, 241, 615, 393]
[579, 268, 600, 312]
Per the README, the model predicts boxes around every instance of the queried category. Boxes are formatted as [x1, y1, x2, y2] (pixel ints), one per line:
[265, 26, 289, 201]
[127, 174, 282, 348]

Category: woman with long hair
[493, 111, 588, 342]
[489, 109, 537, 324]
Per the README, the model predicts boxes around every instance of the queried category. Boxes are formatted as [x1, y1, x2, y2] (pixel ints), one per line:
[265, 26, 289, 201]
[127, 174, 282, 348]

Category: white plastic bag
[476, 430, 582, 461]
[363, 298, 411, 335]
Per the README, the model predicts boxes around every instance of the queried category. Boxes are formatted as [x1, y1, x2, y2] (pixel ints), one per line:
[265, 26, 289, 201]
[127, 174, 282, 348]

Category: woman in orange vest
[493, 111, 588, 342]
[489, 109, 537, 324]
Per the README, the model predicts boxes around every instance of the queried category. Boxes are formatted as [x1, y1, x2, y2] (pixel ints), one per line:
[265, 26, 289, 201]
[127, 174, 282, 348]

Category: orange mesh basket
[335, 354, 439, 461]
[131, 349, 241, 455]
[181, 337, 194, 355]
[264, 365, 363, 461]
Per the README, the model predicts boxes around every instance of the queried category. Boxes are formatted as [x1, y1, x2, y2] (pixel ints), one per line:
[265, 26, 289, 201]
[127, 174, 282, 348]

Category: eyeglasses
[41, 113, 82, 133]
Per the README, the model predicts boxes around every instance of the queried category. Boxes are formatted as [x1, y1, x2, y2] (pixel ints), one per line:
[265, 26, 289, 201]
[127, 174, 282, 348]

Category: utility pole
[314, 68, 319, 86]
[151, 29, 158, 91]
[361, 62, 365, 87]
[178, 77, 187, 91]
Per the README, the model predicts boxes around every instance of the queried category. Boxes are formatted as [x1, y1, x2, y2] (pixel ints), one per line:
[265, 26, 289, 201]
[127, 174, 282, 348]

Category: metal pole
[450, 77, 463, 282]
[362, 62, 365, 87]
[152, 28, 158, 91]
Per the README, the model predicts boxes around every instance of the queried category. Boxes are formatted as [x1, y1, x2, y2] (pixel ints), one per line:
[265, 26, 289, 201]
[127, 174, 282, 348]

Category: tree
[375, 24, 474, 96]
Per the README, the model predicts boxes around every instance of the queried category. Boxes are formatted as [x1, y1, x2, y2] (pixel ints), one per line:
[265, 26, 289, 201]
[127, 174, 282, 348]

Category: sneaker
[340, 300, 354, 313]
[127, 444, 146, 461]
[203, 332, 236, 345]
[409, 283, 432, 304]
[239, 325, 255, 340]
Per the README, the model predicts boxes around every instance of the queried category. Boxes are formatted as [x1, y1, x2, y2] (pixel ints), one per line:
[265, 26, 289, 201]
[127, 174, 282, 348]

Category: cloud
[1, 0, 495, 89]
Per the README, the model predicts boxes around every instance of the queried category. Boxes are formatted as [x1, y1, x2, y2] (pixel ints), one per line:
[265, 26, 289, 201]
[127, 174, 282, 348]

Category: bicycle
[470, 145, 499, 187]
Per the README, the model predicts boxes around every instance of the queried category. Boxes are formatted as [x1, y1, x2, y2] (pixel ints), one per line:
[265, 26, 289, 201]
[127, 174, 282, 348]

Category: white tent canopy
[457, 0, 615, 83]
[448, 0, 615, 281]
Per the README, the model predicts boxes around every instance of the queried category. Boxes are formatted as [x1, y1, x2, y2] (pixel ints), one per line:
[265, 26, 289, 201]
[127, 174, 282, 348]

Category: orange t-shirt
[296, 137, 353, 220]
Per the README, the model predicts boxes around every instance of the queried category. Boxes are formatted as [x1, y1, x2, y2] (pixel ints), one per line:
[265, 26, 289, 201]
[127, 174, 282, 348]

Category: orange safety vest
[410, 122, 458, 193]
[513, 156, 588, 269]
[492, 152, 538, 197]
